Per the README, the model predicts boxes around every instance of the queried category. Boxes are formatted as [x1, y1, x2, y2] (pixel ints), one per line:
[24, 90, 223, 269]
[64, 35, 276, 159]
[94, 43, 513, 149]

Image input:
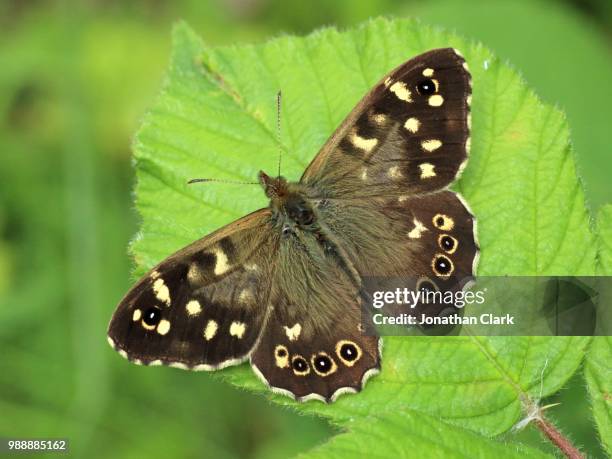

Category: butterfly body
[108, 48, 478, 402]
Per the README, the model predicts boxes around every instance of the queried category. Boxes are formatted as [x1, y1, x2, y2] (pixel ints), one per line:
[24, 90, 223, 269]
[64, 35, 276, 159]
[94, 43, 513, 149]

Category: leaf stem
[535, 413, 584, 459]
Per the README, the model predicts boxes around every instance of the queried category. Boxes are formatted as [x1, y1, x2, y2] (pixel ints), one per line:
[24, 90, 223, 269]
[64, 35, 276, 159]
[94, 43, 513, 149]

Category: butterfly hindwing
[107, 210, 278, 369]
[251, 237, 381, 402]
[252, 310, 380, 402]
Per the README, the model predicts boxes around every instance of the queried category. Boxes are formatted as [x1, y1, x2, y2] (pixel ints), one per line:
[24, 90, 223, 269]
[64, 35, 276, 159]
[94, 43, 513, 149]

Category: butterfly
[107, 48, 479, 403]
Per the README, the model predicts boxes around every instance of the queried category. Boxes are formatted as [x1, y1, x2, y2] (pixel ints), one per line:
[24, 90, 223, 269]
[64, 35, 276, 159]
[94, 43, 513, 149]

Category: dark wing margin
[107, 209, 279, 370]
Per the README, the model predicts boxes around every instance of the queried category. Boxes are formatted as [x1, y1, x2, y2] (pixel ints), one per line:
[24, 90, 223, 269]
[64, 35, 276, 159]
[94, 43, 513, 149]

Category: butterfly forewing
[107, 210, 278, 369]
[301, 48, 471, 199]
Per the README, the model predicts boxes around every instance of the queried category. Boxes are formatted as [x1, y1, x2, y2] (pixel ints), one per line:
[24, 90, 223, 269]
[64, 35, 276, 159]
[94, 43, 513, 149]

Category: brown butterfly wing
[107, 209, 279, 369]
[301, 48, 471, 198]
[250, 234, 380, 402]
[301, 48, 477, 313]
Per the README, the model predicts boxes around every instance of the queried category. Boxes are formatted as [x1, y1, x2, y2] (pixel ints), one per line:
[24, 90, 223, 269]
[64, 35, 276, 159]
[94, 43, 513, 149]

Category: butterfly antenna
[188, 178, 259, 185]
[276, 90, 282, 180]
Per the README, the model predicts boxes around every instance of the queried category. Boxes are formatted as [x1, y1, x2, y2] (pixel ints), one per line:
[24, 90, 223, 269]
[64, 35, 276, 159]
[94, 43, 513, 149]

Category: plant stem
[535, 414, 584, 459]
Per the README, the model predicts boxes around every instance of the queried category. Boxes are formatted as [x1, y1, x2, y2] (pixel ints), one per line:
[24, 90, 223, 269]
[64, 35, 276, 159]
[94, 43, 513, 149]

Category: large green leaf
[301, 410, 549, 459]
[131, 18, 596, 454]
[585, 205, 612, 455]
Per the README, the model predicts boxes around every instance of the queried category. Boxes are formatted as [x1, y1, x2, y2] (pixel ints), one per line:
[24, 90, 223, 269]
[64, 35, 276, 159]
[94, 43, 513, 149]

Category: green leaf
[585, 336, 612, 456]
[300, 410, 549, 459]
[597, 205, 612, 276]
[131, 18, 596, 453]
[584, 205, 612, 455]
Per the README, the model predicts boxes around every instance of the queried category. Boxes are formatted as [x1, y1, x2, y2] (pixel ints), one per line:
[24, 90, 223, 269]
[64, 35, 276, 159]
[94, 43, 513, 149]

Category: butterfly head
[259, 171, 316, 234]
[259, 171, 288, 198]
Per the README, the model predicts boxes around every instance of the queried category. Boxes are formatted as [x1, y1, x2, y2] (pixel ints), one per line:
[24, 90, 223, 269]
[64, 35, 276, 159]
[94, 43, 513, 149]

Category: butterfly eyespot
[276, 348, 287, 358]
[432, 214, 454, 231]
[416, 79, 436, 95]
[417, 278, 438, 294]
[274, 345, 289, 368]
[335, 340, 362, 367]
[142, 307, 162, 328]
[311, 352, 337, 377]
[432, 254, 454, 278]
[438, 234, 458, 254]
[291, 355, 310, 376]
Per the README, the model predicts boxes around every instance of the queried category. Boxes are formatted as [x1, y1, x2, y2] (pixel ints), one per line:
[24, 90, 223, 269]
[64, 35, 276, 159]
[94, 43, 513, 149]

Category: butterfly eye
[296, 208, 314, 226]
[142, 307, 162, 327]
[416, 79, 437, 95]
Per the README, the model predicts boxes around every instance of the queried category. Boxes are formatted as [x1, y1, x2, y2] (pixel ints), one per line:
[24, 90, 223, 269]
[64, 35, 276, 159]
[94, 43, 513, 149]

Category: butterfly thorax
[259, 171, 317, 236]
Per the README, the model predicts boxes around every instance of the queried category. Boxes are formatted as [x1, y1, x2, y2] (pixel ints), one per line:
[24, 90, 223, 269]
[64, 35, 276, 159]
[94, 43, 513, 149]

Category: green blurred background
[1, 0, 610, 457]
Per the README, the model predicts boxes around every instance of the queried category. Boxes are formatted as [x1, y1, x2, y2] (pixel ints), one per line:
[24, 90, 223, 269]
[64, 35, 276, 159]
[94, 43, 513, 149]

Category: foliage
[130, 19, 603, 456]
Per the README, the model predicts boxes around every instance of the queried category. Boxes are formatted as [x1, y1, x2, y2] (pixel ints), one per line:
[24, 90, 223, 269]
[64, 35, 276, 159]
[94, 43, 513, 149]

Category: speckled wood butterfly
[107, 48, 478, 402]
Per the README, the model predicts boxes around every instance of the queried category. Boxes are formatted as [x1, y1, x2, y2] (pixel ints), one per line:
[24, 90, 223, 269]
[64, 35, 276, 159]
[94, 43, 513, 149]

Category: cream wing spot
[204, 320, 218, 341]
[153, 278, 171, 305]
[238, 289, 255, 306]
[185, 299, 202, 316]
[213, 248, 230, 276]
[187, 262, 203, 284]
[350, 133, 378, 152]
[419, 163, 436, 179]
[132, 309, 142, 322]
[383, 77, 393, 87]
[372, 113, 386, 124]
[389, 81, 412, 102]
[274, 345, 289, 368]
[404, 117, 420, 133]
[422, 139, 442, 152]
[387, 166, 402, 180]
[466, 137, 472, 154]
[284, 323, 302, 341]
[408, 219, 428, 239]
[433, 214, 455, 231]
[361, 168, 368, 181]
[422, 68, 434, 77]
[428, 95, 444, 107]
[157, 319, 171, 336]
[229, 321, 246, 339]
